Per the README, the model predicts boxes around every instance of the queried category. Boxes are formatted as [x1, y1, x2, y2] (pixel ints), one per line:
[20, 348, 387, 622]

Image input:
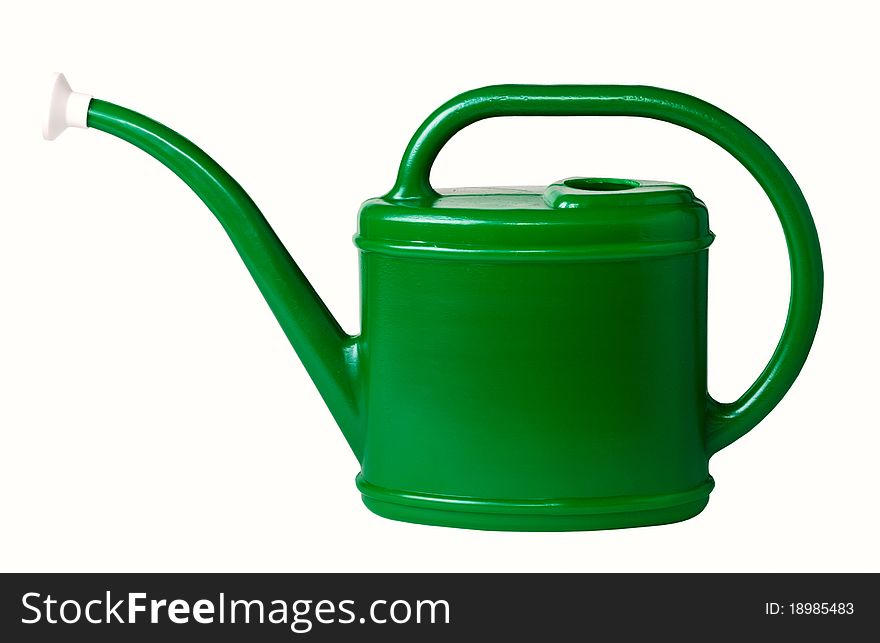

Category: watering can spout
[43, 74, 363, 459]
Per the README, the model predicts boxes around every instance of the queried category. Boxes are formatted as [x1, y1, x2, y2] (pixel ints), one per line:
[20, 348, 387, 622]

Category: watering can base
[356, 475, 715, 532]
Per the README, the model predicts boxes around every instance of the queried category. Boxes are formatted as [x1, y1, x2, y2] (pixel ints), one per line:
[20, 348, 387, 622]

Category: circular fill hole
[564, 178, 640, 192]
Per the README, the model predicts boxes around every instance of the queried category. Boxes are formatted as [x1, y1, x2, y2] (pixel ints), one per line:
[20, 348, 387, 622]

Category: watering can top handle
[388, 84, 823, 455]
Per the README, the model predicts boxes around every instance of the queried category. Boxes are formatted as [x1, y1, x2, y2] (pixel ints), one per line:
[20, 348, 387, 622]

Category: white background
[1, 1, 877, 572]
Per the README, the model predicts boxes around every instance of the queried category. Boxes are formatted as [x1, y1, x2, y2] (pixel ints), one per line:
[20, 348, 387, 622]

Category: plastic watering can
[44, 74, 822, 531]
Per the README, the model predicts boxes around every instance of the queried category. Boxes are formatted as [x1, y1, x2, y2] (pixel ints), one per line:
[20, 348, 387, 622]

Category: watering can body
[357, 183, 713, 529]
[45, 78, 823, 531]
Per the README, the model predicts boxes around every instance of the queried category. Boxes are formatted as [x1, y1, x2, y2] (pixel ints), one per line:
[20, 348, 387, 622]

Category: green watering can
[44, 74, 822, 531]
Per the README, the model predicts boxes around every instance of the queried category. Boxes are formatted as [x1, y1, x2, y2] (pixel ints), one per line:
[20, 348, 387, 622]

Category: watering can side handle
[388, 85, 823, 456]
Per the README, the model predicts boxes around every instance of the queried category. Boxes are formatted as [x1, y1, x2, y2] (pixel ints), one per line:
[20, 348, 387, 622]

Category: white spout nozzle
[43, 73, 92, 141]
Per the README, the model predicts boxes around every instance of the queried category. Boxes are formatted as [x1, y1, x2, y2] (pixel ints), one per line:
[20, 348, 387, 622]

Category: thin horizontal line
[353, 234, 715, 261]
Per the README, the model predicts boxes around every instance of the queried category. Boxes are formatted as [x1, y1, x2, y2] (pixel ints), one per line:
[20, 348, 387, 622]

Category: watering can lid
[356, 178, 713, 261]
